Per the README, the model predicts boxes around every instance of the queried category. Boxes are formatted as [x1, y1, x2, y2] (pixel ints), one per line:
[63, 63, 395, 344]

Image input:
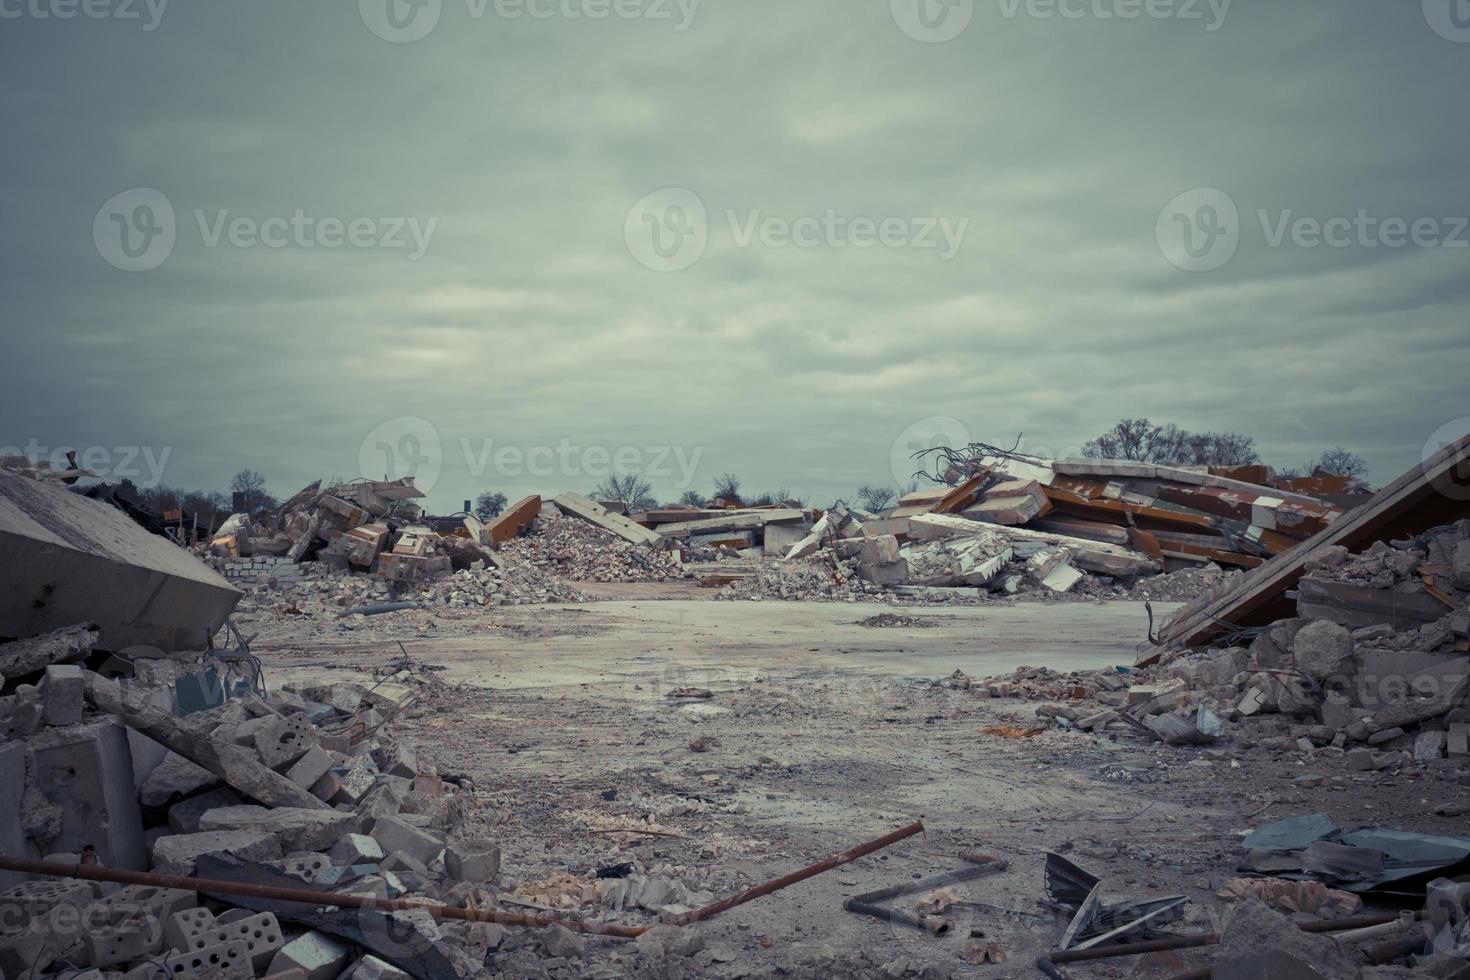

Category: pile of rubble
[500, 508, 687, 583]
[956, 521, 1470, 760]
[0, 624, 511, 979]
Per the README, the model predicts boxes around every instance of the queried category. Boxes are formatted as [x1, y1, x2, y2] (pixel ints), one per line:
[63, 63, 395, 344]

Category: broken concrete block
[0, 473, 241, 652]
[444, 839, 501, 883]
[39, 663, 85, 725]
[0, 743, 26, 890]
[381, 850, 430, 876]
[162, 939, 255, 979]
[1415, 730, 1447, 761]
[1214, 898, 1359, 980]
[184, 911, 283, 972]
[308, 769, 343, 802]
[252, 713, 319, 770]
[328, 833, 385, 866]
[29, 718, 146, 870]
[162, 905, 217, 952]
[371, 740, 418, 779]
[198, 805, 356, 852]
[267, 930, 352, 980]
[345, 954, 413, 980]
[141, 752, 221, 808]
[370, 814, 444, 867]
[275, 853, 332, 883]
[284, 746, 335, 789]
[151, 830, 282, 876]
[167, 787, 243, 834]
[1449, 728, 1469, 757]
[1291, 620, 1355, 682]
[0, 694, 42, 738]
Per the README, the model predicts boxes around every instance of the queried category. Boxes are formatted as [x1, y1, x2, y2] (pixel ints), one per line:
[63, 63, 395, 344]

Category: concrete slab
[0, 472, 241, 652]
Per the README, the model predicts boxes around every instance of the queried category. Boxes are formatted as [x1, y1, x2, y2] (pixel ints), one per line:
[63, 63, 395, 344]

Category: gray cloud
[1, 0, 1467, 509]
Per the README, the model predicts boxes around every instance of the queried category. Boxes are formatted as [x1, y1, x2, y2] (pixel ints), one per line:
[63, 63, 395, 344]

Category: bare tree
[678, 490, 707, 508]
[1083, 419, 1258, 466]
[1314, 447, 1369, 479]
[230, 469, 272, 511]
[592, 474, 656, 510]
[712, 473, 742, 502]
[856, 484, 896, 512]
[474, 491, 508, 520]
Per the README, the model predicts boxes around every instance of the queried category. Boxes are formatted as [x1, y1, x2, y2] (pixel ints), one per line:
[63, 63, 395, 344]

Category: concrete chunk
[284, 745, 335, 789]
[162, 939, 255, 979]
[198, 805, 356, 852]
[329, 833, 385, 866]
[151, 830, 282, 876]
[39, 663, 85, 725]
[0, 473, 241, 652]
[445, 839, 501, 883]
[370, 814, 444, 867]
[267, 930, 352, 980]
[0, 623, 99, 681]
[29, 718, 146, 870]
[185, 910, 283, 971]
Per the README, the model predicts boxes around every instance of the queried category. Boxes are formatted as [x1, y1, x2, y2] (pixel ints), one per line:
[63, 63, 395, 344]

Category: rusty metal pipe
[0, 856, 646, 938]
[849, 858, 1008, 906]
[843, 898, 950, 935]
[672, 819, 925, 926]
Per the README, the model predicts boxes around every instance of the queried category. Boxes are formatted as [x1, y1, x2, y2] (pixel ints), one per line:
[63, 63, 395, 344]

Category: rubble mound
[502, 511, 688, 583]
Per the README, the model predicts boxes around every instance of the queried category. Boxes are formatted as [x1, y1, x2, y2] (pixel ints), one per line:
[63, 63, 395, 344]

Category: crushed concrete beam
[909, 513, 1160, 577]
[0, 623, 98, 680]
[83, 672, 330, 811]
[655, 509, 805, 538]
[553, 493, 661, 547]
[0, 472, 241, 652]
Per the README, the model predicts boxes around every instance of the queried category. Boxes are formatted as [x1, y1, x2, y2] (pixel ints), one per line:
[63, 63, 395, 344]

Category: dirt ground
[248, 590, 1470, 979]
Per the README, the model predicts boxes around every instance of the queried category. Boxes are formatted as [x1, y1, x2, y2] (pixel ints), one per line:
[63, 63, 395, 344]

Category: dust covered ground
[248, 591, 1470, 979]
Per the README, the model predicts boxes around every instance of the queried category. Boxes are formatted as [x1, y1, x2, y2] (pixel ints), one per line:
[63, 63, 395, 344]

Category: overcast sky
[1, 0, 1467, 510]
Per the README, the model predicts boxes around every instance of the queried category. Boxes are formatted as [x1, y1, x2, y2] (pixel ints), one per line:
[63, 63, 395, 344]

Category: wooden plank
[1148, 433, 1470, 658]
[553, 492, 662, 547]
[1054, 457, 1329, 506]
[484, 494, 541, 547]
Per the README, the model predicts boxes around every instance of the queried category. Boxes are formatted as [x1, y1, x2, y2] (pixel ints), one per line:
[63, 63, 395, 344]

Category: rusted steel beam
[673, 820, 925, 925]
[0, 855, 647, 938]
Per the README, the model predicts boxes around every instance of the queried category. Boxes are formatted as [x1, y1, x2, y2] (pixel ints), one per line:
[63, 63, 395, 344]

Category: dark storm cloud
[1, 0, 1467, 509]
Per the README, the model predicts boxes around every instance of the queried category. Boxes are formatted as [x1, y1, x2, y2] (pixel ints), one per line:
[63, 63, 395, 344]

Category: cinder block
[285, 746, 335, 789]
[252, 714, 318, 769]
[267, 930, 352, 980]
[185, 910, 283, 972]
[444, 840, 501, 883]
[370, 815, 443, 867]
[328, 833, 385, 866]
[275, 852, 332, 884]
[163, 939, 254, 979]
[162, 905, 217, 952]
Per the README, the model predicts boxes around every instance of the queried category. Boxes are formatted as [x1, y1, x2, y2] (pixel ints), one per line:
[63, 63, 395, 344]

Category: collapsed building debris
[1, 469, 241, 653]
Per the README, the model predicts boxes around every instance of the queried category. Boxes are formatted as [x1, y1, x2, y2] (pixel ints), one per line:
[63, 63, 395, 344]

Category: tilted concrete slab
[0, 472, 241, 652]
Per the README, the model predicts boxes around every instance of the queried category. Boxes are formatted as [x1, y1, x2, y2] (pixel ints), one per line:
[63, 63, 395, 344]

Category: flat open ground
[248, 595, 1469, 978]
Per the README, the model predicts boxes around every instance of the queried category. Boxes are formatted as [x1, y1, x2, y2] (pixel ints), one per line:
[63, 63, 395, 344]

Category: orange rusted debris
[484, 494, 541, 547]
